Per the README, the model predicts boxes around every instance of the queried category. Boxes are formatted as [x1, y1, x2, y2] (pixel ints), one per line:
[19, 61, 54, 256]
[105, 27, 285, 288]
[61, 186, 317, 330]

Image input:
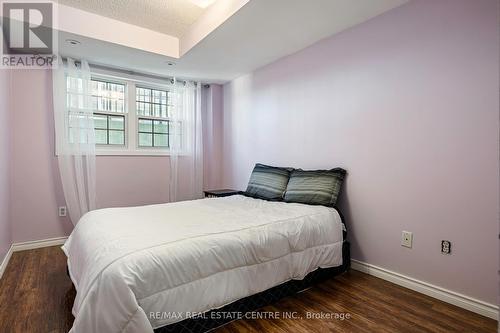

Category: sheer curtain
[169, 80, 203, 202]
[53, 58, 96, 225]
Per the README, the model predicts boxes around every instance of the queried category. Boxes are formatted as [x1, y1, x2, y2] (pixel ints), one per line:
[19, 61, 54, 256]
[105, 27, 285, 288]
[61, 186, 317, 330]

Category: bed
[63, 194, 348, 333]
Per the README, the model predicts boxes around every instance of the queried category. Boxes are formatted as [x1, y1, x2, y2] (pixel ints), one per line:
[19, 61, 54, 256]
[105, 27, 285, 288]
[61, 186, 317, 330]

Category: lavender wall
[0, 69, 11, 262]
[9, 69, 223, 242]
[222, 0, 499, 305]
[10, 70, 72, 242]
[96, 156, 170, 208]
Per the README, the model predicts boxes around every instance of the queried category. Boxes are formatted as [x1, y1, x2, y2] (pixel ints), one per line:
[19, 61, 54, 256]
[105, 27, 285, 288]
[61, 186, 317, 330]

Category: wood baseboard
[351, 259, 499, 320]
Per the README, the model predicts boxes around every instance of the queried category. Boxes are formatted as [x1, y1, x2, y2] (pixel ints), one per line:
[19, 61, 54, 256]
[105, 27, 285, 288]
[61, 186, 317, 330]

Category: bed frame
[154, 240, 350, 333]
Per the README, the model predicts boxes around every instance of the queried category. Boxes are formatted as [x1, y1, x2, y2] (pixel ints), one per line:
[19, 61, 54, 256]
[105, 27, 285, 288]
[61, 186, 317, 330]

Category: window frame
[89, 77, 128, 148]
[135, 84, 171, 150]
[89, 73, 177, 156]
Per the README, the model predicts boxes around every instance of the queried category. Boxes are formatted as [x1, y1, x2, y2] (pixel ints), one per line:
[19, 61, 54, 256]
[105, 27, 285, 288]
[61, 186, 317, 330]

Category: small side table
[204, 189, 242, 198]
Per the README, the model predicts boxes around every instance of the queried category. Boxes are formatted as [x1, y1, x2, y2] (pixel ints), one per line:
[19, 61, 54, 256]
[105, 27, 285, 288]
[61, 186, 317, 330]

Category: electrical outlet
[58, 206, 67, 217]
[401, 231, 413, 248]
[441, 240, 451, 254]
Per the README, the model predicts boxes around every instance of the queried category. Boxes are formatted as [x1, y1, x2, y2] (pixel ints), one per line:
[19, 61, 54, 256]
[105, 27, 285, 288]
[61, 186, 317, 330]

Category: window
[136, 87, 172, 148]
[64, 72, 181, 155]
[91, 80, 126, 146]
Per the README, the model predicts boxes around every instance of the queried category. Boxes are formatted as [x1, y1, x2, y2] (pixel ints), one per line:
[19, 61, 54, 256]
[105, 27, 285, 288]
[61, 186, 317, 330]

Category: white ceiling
[55, 0, 207, 38]
[58, 0, 409, 84]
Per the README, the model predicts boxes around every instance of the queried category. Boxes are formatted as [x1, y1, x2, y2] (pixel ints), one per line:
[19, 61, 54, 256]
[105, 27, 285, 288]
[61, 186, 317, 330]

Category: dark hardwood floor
[0, 246, 496, 333]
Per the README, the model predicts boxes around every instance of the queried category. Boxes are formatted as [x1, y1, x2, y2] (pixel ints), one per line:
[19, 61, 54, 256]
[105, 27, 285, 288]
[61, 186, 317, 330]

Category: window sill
[55, 148, 187, 157]
[96, 149, 174, 156]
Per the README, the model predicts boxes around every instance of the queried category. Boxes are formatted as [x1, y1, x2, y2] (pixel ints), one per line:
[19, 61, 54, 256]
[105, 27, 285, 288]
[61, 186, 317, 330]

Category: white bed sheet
[63, 195, 344, 333]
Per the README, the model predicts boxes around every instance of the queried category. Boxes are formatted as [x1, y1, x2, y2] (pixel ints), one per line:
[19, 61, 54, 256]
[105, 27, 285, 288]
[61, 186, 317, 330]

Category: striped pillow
[245, 164, 292, 200]
[284, 168, 346, 206]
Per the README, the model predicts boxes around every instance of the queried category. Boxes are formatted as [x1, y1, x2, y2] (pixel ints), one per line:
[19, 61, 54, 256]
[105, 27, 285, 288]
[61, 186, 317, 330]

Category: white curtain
[53, 58, 96, 225]
[169, 80, 203, 202]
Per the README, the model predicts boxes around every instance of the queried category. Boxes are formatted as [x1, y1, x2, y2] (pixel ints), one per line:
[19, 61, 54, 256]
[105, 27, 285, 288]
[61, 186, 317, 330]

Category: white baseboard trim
[0, 245, 13, 280]
[351, 259, 499, 320]
[11, 236, 68, 252]
[0, 236, 68, 280]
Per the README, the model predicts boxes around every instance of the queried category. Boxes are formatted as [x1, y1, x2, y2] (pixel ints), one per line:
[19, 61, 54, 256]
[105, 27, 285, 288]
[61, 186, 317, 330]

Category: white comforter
[63, 195, 344, 333]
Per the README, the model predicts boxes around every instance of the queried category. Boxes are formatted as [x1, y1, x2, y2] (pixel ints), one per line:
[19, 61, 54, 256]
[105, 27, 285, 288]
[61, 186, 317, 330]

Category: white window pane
[109, 116, 124, 130]
[138, 119, 152, 132]
[95, 129, 107, 144]
[91, 79, 125, 113]
[154, 134, 168, 147]
[154, 120, 168, 134]
[94, 114, 107, 129]
[136, 87, 168, 118]
[139, 133, 153, 147]
[109, 130, 124, 145]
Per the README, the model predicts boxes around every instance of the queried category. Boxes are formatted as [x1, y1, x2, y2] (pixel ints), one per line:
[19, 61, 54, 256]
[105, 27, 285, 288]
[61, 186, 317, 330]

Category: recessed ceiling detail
[55, 0, 209, 37]
[3, 0, 409, 82]
[57, 0, 409, 83]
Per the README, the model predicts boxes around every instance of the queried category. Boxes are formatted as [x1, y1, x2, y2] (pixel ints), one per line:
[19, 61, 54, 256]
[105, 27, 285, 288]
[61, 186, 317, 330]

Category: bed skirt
[153, 240, 350, 333]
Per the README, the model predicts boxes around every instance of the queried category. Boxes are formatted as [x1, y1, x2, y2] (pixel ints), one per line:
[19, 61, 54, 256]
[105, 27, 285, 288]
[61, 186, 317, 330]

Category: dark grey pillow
[245, 164, 292, 200]
[284, 168, 346, 206]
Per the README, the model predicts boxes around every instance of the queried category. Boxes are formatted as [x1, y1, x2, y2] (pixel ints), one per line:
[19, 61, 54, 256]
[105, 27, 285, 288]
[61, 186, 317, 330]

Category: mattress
[63, 195, 344, 333]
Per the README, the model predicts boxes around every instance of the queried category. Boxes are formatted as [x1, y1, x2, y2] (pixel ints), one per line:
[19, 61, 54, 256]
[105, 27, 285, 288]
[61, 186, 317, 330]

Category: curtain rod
[62, 56, 209, 87]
